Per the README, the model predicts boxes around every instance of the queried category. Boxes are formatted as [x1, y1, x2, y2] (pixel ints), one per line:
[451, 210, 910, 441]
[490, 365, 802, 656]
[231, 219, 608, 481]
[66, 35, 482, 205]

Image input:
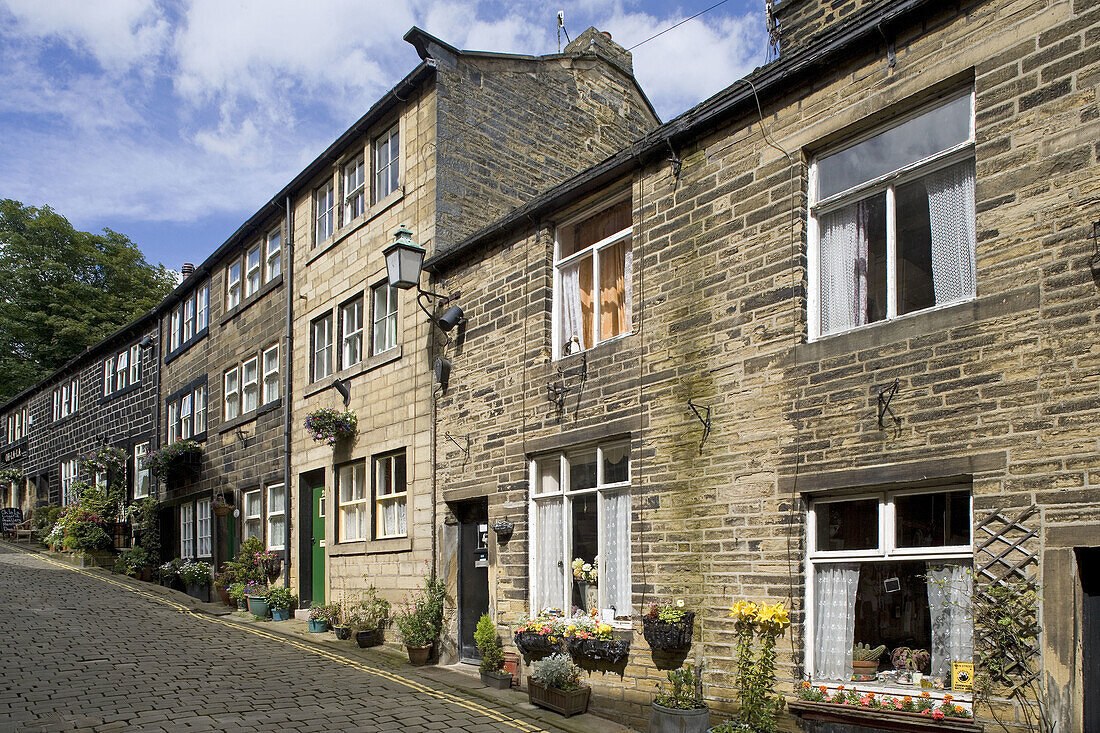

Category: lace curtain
[600, 489, 630, 618]
[926, 160, 976, 305]
[926, 564, 973, 681]
[814, 564, 860, 680]
[535, 499, 564, 612]
[560, 262, 586, 354]
[818, 201, 870, 334]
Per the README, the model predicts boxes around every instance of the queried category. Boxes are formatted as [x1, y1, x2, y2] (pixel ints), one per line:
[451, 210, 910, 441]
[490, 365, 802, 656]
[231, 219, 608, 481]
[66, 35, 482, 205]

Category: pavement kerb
[5, 539, 638, 733]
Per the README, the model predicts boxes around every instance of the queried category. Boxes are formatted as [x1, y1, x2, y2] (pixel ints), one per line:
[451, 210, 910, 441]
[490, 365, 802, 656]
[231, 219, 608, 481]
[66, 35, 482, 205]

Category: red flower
[932, 710, 945, 721]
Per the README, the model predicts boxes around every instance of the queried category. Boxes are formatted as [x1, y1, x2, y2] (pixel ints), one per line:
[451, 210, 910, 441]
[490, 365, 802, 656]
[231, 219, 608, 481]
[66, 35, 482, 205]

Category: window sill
[303, 346, 402, 399]
[219, 274, 283, 327]
[788, 700, 980, 732]
[99, 381, 142, 404]
[164, 327, 210, 365]
[50, 412, 79, 428]
[553, 330, 634, 364]
[306, 188, 404, 266]
[218, 398, 282, 434]
[328, 536, 412, 556]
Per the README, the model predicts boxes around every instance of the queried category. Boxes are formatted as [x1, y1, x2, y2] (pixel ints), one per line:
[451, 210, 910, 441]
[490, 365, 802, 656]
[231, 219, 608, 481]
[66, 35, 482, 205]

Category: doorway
[455, 499, 489, 662]
[298, 469, 326, 607]
[1079, 548, 1100, 731]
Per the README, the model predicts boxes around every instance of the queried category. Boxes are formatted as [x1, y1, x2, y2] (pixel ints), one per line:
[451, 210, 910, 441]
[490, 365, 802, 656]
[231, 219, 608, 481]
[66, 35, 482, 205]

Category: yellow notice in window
[951, 661, 975, 691]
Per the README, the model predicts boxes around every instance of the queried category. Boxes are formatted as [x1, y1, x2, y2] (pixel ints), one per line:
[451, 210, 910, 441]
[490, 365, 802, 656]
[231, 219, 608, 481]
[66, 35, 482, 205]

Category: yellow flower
[758, 602, 790, 628]
[729, 600, 758, 621]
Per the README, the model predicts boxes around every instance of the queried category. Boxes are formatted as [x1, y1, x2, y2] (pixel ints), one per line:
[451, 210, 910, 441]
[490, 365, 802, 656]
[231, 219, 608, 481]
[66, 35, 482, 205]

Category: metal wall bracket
[878, 378, 900, 429]
[444, 432, 469, 461]
[687, 399, 712, 454]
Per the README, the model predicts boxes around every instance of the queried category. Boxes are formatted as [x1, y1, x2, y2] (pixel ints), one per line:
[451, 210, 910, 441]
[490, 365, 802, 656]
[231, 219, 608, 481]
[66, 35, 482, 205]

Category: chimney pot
[181, 262, 195, 277]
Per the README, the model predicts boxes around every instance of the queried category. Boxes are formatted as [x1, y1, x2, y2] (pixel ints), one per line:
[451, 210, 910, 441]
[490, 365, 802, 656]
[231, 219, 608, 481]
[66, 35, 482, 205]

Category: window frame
[224, 367, 240, 421]
[337, 460, 368, 543]
[314, 180, 335, 245]
[343, 154, 366, 222]
[804, 487, 973, 681]
[528, 441, 632, 622]
[166, 384, 205, 443]
[241, 356, 259, 414]
[183, 295, 195, 342]
[243, 489, 263, 542]
[167, 400, 180, 444]
[312, 313, 334, 382]
[552, 196, 634, 360]
[806, 89, 977, 340]
[133, 442, 150, 500]
[180, 502, 195, 559]
[244, 245, 262, 298]
[262, 344, 280, 404]
[129, 344, 141, 385]
[265, 227, 282, 282]
[115, 349, 128, 392]
[339, 296, 364, 369]
[266, 483, 286, 551]
[373, 124, 400, 203]
[371, 282, 398, 355]
[196, 283, 209, 332]
[373, 450, 407, 540]
[226, 261, 242, 310]
[53, 378, 79, 420]
[103, 357, 115, 397]
[60, 458, 79, 505]
[196, 498, 212, 558]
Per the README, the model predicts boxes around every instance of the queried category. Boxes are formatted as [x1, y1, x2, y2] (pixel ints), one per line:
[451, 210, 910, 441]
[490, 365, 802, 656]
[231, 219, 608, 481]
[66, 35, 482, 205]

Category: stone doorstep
[214, 613, 639, 733]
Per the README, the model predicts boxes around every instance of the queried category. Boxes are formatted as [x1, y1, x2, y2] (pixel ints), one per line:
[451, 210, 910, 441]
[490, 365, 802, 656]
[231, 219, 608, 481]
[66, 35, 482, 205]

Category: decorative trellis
[973, 504, 1040, 694]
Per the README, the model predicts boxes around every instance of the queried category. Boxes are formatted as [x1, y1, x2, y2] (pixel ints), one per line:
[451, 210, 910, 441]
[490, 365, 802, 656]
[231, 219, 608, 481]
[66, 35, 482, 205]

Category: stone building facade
[429, 0, 1100, 729]
[288, 26, 659, 639]
[0, 313, 160, 515]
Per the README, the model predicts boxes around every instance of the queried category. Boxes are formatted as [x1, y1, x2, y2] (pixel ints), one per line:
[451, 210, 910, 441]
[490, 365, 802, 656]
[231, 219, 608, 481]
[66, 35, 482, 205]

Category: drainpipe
[283, 195, 294, 588]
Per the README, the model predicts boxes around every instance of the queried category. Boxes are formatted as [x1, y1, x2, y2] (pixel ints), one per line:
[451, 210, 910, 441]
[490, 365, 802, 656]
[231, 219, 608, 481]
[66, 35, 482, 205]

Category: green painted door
[311, 485, 325, 604]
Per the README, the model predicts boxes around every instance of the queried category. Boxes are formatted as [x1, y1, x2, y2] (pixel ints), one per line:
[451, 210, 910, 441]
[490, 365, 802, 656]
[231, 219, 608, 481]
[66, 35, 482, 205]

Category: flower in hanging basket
[304, 408, 358, 446]
[79, 446, 127, 477]
[146, 440, 203, 481]
[642, 600, 695, 651]
[0, 468, 24, 485]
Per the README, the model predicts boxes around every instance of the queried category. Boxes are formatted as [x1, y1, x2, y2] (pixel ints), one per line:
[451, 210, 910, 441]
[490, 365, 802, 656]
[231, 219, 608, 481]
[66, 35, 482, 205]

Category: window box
[147, 441, 203, 486]
[566, 636, 630, 665]
[514, 630, 562, 656]
[527, 680, 589, 718]
[788, 700, 981, 732]
[642, 612, 695, 651]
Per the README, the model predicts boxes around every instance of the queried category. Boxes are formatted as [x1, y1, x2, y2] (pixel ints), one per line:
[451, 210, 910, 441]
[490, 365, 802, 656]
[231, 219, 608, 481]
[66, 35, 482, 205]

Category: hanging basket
[514, 631, 561, 655]
[642, 612, 695, 651]
[566, 636, 630, 665]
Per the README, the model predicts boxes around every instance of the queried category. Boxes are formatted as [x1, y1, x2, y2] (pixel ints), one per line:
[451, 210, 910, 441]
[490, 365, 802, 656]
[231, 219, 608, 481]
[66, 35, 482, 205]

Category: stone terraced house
[426, 0, 1100, 730]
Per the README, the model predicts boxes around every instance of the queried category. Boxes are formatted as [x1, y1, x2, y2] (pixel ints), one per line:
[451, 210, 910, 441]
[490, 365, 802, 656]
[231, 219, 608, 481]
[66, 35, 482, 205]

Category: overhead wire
[627, 0, 734, 50]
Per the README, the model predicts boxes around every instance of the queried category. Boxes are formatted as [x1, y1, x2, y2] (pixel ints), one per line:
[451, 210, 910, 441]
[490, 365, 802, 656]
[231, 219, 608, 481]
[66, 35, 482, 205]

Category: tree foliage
[0, 199, 176, 403]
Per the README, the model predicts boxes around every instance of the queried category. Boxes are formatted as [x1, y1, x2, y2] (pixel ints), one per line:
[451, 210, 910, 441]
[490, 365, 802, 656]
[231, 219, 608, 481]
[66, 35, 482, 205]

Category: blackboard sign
[1, 507, 23, 532]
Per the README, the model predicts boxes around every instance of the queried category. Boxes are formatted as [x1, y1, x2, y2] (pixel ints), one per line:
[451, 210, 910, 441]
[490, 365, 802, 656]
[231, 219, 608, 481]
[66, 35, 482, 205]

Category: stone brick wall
[13, 319, 160, 508]
[434, 0, 1100, 729]
[160, 213, 288, 566]
[772, 0, 879, 52]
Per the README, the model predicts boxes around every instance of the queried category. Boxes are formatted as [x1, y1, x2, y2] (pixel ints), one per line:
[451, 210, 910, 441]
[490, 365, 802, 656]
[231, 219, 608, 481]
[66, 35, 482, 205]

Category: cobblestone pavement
[0, 544, 623, 733]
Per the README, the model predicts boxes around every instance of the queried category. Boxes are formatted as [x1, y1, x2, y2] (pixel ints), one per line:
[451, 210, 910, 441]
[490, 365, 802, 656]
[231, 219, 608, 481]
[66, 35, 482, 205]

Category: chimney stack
[181, 262, 195, 278]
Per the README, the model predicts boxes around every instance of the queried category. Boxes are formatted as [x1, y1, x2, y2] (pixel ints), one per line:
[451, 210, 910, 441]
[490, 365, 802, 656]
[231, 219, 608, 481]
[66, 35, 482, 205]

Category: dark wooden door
[1080, 548, 1100, 732]
[456, 500, 489, 661]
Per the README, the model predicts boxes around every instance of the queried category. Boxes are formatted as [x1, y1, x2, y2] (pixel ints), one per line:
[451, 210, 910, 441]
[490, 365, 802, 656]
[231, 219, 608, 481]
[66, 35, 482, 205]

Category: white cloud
[0, 0, 169, 71]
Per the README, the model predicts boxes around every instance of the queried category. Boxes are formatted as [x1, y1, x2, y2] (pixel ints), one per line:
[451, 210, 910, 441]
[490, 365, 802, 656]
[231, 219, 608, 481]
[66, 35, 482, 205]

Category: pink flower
[932, 710, 945, 721]
[895, 702, 903, 710]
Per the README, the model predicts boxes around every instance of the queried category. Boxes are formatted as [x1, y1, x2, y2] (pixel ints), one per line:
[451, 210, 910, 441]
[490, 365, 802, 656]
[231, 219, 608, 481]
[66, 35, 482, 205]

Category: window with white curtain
[806, 488, 973, 687]
[60, 458, 79, 504]
[180, 503, 195, 558]
[267, 483, 286, 550]
[338, 461, 367, 542]
[371, 282, 398, 355]
[554, 198, 632, 359]
[809, 91, 976, 339]
[373, 451, 406, 539]
[243, 489, 262, 541]
[133, 442, 150, 499]
[196, 499, 211, 557]
[529, 442, 630, 621]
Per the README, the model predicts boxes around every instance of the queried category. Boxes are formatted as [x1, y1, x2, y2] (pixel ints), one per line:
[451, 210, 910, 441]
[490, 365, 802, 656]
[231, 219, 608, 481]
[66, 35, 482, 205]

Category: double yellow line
[17, 546, 545, 732]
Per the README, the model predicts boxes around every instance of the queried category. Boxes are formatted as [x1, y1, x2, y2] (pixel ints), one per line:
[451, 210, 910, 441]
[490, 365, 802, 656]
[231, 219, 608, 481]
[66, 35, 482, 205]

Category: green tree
[0, 199, 176, 403]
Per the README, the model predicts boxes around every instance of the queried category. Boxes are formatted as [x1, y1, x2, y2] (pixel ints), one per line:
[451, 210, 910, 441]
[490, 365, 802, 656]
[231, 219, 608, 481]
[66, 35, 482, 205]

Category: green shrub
[654, 666, 706, 710]
[113, 546, 150, 576]
[474, 613, 505, 675]
[395, 573, 446, 647]
[530, 654, 582, 691]
[178, 560, 212, 586]
[264, 585, 297, 610]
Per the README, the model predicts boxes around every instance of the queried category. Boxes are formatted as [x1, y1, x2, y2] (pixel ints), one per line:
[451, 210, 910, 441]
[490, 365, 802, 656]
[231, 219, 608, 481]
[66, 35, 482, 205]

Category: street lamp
[382, 225, 464, 333]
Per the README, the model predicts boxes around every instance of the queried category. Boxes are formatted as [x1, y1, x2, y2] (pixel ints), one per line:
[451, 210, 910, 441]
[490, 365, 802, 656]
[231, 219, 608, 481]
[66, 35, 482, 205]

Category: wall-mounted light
[383, 225, 465, 333]
[139, 335, 153, 350]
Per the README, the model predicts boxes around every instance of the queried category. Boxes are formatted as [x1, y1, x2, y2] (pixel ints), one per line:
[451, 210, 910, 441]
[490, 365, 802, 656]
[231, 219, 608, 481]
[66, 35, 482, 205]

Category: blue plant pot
[246, 595, 270, 618]
[308, 619, 329, 633]
[271, 607, 290, 621]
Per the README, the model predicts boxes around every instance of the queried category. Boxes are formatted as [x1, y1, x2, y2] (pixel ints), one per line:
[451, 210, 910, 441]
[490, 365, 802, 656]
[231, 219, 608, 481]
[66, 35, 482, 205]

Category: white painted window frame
[196, 499, 212, 558]
[133, 442, 150, 499]
[262, 344, 279, 404]
[266, 483, 286, 551]
[180, 503, 195, 559]
[373, 451, 407, 539]
[224, 367, 240, 421]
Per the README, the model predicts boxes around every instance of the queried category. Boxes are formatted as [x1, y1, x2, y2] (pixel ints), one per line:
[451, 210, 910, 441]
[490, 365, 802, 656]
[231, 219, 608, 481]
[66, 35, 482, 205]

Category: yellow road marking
[13, 545, 545, 732]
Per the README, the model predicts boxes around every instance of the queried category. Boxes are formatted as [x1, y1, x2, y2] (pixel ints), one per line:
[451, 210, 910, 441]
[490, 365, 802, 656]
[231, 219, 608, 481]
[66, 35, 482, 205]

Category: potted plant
[213, 568, 236, 605]
[146, 440, 203, 484]
[651, 665, 709, 733]
[643, 599, 695, 651]
[852, 643, 886, 680]
[308, 603, 337, 633]
[709, 600, 790, 733]
[571, 557, 598, 612]
[244, 581, 270, 618]
[228, 581, 248, 611]
[475, 613, 512, 689]
[332, 596, 353, 639]
[395, 574, 446, 665]
[514, 613, 566, 655]
[113, 546, 149, 579]
[354, 586, 391, 647]
[212, 494, 233, 517]
[265, 585, 297, 621]
[563, 614, 630, 664]
[158, 559, 182, 589]
[304, 408, 358, 446]
[527, 653, 589, 717]
[255, 549, 282, 583]
[179, 560, 212, 602]
[891, 647, 931, 685]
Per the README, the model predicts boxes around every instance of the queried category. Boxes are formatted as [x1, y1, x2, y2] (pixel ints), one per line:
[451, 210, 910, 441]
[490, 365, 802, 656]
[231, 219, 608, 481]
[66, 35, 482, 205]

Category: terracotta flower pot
[406, 644, 432, 666]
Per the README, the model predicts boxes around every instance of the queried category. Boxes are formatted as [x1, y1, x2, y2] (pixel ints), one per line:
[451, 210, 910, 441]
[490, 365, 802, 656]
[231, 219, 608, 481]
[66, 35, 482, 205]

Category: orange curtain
[599, 241, 627, 339]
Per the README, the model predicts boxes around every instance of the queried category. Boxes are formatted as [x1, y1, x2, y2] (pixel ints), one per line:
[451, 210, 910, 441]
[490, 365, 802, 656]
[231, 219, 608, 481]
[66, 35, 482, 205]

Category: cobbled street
[0, 544, 576, 733]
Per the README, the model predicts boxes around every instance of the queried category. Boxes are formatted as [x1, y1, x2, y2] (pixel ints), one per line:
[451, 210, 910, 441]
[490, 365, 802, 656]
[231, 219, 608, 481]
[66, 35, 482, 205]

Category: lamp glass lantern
[383, 225, 426, 290]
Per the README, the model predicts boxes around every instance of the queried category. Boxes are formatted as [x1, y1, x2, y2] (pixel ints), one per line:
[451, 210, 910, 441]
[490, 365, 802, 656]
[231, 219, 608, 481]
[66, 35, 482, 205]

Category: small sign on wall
[951, 661, 974, 691]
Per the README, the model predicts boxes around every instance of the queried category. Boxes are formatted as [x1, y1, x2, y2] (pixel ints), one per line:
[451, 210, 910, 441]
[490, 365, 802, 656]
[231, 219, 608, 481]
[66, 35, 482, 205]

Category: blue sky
[0, 0, 766, 272]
